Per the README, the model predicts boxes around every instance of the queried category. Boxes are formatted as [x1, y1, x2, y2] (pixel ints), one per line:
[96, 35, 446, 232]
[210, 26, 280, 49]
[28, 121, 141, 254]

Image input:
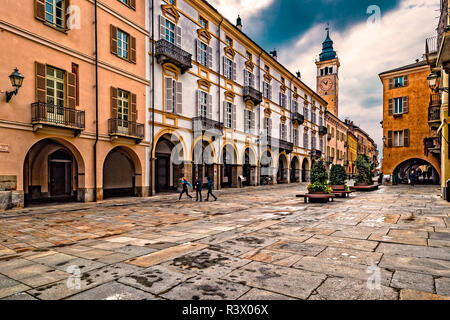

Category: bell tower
[316, 26, 340, 117]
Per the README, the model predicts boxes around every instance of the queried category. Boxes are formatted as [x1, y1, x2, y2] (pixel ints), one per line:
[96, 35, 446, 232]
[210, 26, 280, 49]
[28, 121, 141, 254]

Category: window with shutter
[244, 110, 249, 132]
[389, 78, 394, 89]
[207, 94, 212, 119]
[403, 96, 409, 114]
[388, 99, 393, 116]
[111, 25, 118, 55]
[176, 82, 182, 114]
[403, 129, 410, 147]
[165, 77, 174, 113]
[40, 0, 66, 29]
[232, 104, 237, 129]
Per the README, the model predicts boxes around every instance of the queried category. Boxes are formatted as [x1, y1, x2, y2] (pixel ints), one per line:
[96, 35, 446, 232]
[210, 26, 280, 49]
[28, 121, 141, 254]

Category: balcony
[31, 102, 85, 136]
[108, 119, 144, 143]
[291, 112, 304, 126]
[243, 86, 263, 105]
[424, 136, 441, 157]
[262, 136, 293, 154]
[155, 39, 192, 74]
[192, 117, 223, 135]
[318, 125, 327, 136]
[425, 36, 438, 66]
[310, 149, 322, 159]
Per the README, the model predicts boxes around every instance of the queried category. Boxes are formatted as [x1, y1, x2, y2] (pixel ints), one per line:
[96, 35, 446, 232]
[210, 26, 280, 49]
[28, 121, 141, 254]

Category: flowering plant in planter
[307, 159, 331, 194]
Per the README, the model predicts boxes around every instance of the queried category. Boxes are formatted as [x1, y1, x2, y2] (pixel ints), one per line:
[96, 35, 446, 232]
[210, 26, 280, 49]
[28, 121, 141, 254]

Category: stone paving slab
[308, 277, 398, 300]
[435, 277, 450, 296]
[160, 276, 251, 300]
[0, 275, 31, 299]
[238, 288, 297, 300]
[390, 270, 434, 293]
[376, 243, 450, 261]
[67, 281, 160, 300]
[379, 255, 450, 277]
[223, 261, 327, 300]
[399, 289, 450, 300]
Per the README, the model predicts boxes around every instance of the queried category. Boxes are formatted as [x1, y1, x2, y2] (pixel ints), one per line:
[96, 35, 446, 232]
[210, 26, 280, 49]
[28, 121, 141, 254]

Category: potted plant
[355, 154, 373, 186]
[329, 164, 347, 189]
[307, 159, 332, 202]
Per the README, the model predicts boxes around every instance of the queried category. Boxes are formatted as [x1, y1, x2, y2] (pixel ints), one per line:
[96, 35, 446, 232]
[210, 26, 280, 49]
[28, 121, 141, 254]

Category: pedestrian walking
[409, 170, 416, 187]
[206, 176, 217, 201]
[178, 177, 193, 200]
[194, 176, 203, 202]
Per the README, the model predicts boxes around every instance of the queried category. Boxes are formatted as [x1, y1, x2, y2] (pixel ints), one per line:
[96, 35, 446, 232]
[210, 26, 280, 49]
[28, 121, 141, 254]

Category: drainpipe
[149, 0, 155, 196]
[93, 0, 99, 202]
[217, 18, 224, 189]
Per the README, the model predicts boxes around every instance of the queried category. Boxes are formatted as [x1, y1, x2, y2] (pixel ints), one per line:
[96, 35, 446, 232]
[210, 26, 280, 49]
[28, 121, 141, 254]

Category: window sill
[43, 22, 68, 34]
[393, 114, 403, 118]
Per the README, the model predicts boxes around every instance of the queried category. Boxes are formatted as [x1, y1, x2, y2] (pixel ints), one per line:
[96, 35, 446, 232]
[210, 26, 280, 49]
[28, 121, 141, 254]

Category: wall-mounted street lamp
[427, 72, 449, 93]
[6, 68, 24, 103]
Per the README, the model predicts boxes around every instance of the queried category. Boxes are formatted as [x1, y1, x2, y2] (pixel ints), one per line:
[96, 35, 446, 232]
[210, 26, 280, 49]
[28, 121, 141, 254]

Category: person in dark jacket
[206, 176, 217, 201]
[409, 170, 416, 187]
[178, 177, 192, 200]
[194, 176, 203, 202]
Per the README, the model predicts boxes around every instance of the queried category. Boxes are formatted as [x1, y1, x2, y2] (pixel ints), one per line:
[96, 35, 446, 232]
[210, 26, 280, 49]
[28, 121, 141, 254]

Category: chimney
[416, 59, 419, 63]
[296, 71, 301, 79]
[270, 49, 277, 60]
[236, 15, 242, 30]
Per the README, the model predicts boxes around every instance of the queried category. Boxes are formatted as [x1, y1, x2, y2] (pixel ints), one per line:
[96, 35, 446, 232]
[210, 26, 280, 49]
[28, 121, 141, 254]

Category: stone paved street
[0, 184, 450, 300]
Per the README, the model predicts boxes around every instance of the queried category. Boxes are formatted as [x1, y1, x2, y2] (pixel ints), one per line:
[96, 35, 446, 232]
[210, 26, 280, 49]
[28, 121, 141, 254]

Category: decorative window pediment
[224, 90, 235, 102]
[161, 4, 180, 24]
[162, 63, 180, 79]
[304, 126, 309, 132]
[245, 100, 255, 110]
[197, 79, 211, 92]
[280, 115, 287, 124]
[264, 73, 272, 83]
[264, 107, 272, 117]
[280, 84, 287, 93]
[197, 28, 212, 44]
[245, 59, 254, 72]
[293, 92, 299, 100]
[224, 46, 236, 59]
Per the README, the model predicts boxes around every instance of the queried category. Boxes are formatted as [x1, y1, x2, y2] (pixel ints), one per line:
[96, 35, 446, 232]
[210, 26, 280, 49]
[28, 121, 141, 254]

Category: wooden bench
[296, 193, 335, 203]
[350, 184, 379, 192]
[331, 190, 353, 198]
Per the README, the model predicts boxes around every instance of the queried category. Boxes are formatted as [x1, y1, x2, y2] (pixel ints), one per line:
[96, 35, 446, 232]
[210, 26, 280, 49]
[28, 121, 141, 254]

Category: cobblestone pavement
[0, 184, 449, 300]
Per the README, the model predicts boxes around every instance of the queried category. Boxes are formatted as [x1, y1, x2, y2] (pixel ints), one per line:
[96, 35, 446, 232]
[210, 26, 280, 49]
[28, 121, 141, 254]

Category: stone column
[232, 165, 243, 188]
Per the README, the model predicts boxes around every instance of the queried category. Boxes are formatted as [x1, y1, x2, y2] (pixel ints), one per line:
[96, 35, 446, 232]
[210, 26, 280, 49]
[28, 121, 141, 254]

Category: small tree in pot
[329, 164, 348, 191]
[307, 159, 332, 194]
[355, 154, 373, 185]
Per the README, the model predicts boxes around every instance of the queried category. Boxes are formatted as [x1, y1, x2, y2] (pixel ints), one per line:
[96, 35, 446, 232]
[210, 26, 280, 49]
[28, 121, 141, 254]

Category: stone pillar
[150, 157, 156, 196]
[286, 168, 291, 184]
[183, 161, 193, 187]
[232, 165, 243, 188]
[214, 163, 220, 190]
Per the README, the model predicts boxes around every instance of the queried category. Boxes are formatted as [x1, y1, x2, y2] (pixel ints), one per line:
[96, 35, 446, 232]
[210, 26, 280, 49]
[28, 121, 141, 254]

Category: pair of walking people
[179, 176, 217, 201]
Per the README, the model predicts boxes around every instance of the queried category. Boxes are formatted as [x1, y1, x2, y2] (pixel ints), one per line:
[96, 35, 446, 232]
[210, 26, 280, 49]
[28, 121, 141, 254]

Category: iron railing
[426, 36, 438, 54]
[430, 94, 441, 107]
[425, 136, 441, 155]
[192, 116, 224, 135]
[428, 106, 441, 122]
[108, 118, 144, 139]
[243, 86, 263, 105]
[262, 136, 294, 154]
[292, 112, 304, 125]
[31, 102, 85, 130]
[318, 125, 328, 136]
[155, 39, 192, 73]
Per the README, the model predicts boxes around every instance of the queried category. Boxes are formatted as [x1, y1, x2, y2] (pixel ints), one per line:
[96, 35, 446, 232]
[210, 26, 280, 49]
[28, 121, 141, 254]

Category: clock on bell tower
[316, 26, 340, 117]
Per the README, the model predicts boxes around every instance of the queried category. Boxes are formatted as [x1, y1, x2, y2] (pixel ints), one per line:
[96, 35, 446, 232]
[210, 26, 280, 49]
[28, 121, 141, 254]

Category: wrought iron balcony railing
[108, 118, 144, 141]
[428, 106, 441, 122]
[261, 136, 294, 154]
[155, 39, 192, 74]
[318, 125, 328, 136]
[31, 102, 85, 133]
[192, 116, 224, 135]
[243, 86, 263, 105]
[424, 136, 441, 156]
[430, 94, 441, 107]
[426, 36, 438, 55]
[310, 149, 322, 159]
[292, 112, 304, 126]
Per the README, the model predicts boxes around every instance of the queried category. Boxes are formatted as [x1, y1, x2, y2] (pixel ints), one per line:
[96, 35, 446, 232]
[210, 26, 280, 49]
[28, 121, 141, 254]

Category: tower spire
[319, 24, 337, 62]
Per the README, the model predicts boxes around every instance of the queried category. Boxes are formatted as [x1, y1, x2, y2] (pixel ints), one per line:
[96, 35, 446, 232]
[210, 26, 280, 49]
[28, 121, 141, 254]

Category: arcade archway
[290, 156, 300, 183]
[392, 158, 440, 185]
[302, 158, 310, 182]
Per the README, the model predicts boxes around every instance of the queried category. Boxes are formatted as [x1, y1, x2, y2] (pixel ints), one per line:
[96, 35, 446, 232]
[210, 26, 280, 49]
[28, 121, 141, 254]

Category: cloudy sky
[209, 0, 440, 156]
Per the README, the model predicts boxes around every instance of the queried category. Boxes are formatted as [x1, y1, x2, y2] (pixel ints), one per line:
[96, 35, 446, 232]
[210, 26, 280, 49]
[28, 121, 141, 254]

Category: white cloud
[278, 0, 439, 156]
[207, 0, 274, 22]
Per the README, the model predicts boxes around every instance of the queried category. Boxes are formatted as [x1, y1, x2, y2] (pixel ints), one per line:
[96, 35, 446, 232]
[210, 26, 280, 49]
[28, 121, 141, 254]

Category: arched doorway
[155, 134, 185, 193]
[192, 140, 215, 186]
[23, 138, 81, 204]
[243, 148, 257, 186]
[260, 150, 273, 185]
[277, 154, 288, 184]
[290, 157, 300, 183]
[302, 158, 310, 182]
[103, 148, 136, 198]
[392, 158, 440, 185]
[220, 144, 237, 188]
